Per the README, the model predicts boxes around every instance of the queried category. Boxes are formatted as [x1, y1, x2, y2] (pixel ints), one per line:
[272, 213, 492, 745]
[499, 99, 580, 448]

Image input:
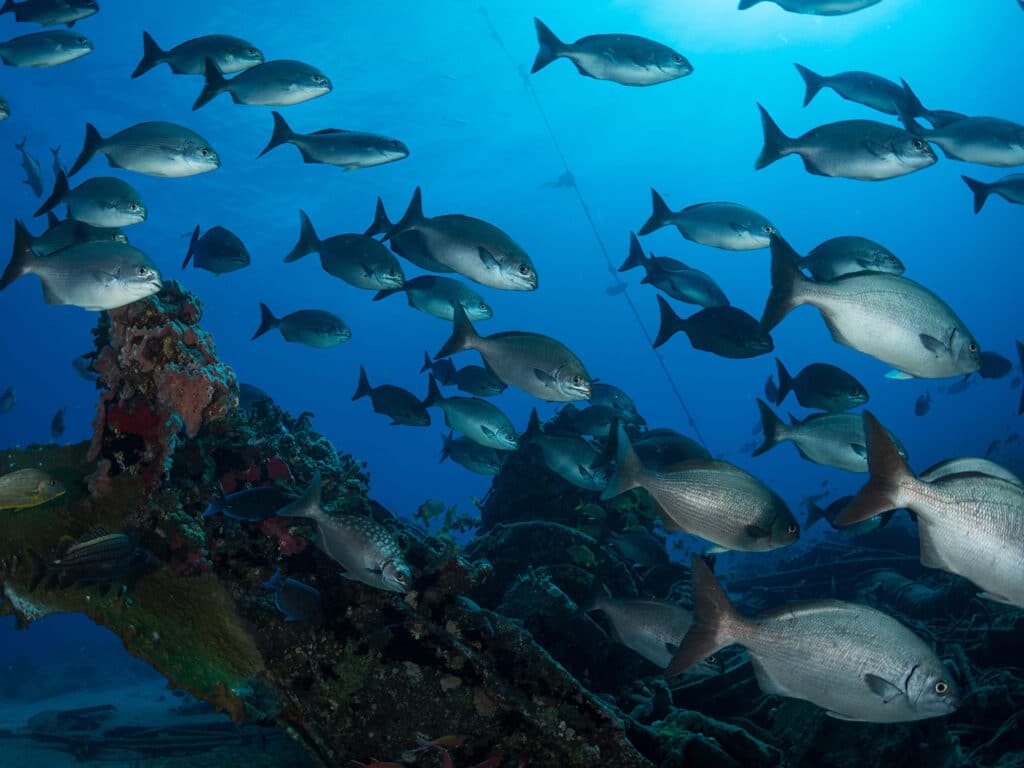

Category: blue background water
[0, 0, 1021, 713]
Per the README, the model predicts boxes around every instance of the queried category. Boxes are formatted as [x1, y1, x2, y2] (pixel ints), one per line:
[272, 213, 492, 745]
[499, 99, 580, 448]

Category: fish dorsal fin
[864, 673, 904, 703]
[310, 128, 348, 135]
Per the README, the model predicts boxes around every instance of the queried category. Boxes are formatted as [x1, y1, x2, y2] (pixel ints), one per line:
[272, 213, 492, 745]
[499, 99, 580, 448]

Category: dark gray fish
[374, 275, 492, 322]
[193, 58, 331, 109]
[26, 214, 127, 257]
[556, 403, 619, 437]
[238, 383, 273, 411]
[423, 376, 518, 450]
[589, 382, 642, 423]
[15, 137, 42, 197]
[352, 365, 430, 427]
[756, 104, 936, 181]
[50, 145, 62, 177]
[453, 365, 506, 397]
[365, 197, 454, 274]
[978, 351, 1012, 379]
[0, 98, 8, 120]
[68, 121, 220, 178]
[669, 556, 958, 724]
[259, 111, 408, 170]
[739, 0, 882, 13]
[654, 295, 772, 359]
[773, 359, 868, 412]
[440, 432, 505, 476]
[605, 281, 628, 296]
[132, 31, 263, 78]
[805, 495, 892, 534]
[285, 210, 404, 291]
[530, 17, 692, 87]
[764, 375, 779, 404]
[35, 172, 146, 228]
[0, 30, 92, 67]
[801, 236, 904, 281]
[251, 303, 350, 348]
[261, 569, 320, 622]
[420, 352, 457, 386]
[182, 225, 250, 275]
[638, 189, 775, 250]
[30, 530, 156, 591]
[203, 486, 290, 521]
[0, 0, 98, 27]
[0, 387, 14, 413]
[523, 409, 608, 491]
[619, 232, 729, 307]
[606, 532, 668, 567]
[633, 428, 711, 470]
[72, 353, 98, 381]
[50, 406, 65, 438]
[962, 174, 1024, 213]
[914, 392, 932, 417]
[794, 64, 914, 115]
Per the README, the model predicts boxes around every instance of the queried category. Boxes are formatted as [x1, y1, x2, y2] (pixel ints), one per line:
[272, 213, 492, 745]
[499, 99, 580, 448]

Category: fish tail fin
[131, 31, 165, 78]
[835, 412, 913, 527]
[601, 422, 644, 501]
[193, 58, 228, 110]
[46, 211, 59, 228]
[50, 145, 60, 158]
[278, 472, 323, 520]
[28, 550, 47, 592]
[805, 500, 827, 530]
[897, 79, 929, 134]
[260, 568, 284, 591]
[638, 188, 671, 236]
[737, 0, 764, 8]
[419, 351, 435, 374]
[774, 358, 793, 404]
[618, 232, 648, 272]
[752, 398, 786, 456]
[364, 197, 393, 237]
[754, 103, 793, 170]
[666, 555, 740, 676]
[793, 63, 825, 107]
[761, 234, 810, 332]
[372, 286, 401, 302]
[352, 365, 372, 401]
[439, 431, 454, 463]
[435, 305, 480, 358]
[201, 496, 224, 518]
[284, 210, 319, 262]
[423, 374, 444, 408]
[182, 225, 201, 269]
[653, 294, 686, 349]
[531, 18, 564, 74]
[385, 186, 424, 242]
[961, 176, 991, 214]
[258, 111, 293, 158]
[524, 407, 543, 442]
[34, 170, 68, 218]
[68, 122, 103, 177]
[251, 302, 279, 340]
[1, 220, 35, 291]
[1017, 341, 1024, 415]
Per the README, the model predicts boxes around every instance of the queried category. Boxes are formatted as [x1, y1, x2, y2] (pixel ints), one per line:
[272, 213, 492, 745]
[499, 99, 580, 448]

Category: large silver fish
[68, 122, 220, 178]
[794, 64, 914, 115]
[373, 275, 492, 322]
[193, 58, 331, 109]
[738, 0, 882, 14]
[0, 0, 98, 27]
[259, 111, 408, 171]
[838, 413, 1024, 608]
[15, 137, 42, 197]
[26, 213, 127, 257]
[961, 174, 1024, 213]
[762, 235, 981, 379]
[668, 556, 958, 723]
[423, 376, 518, 451]
[132, 31, 263, 78]
[35, 172, 146, 228]
[638, 190, 775, 250]
[0, 30, 92, 67]
[284, 211, 403, 291]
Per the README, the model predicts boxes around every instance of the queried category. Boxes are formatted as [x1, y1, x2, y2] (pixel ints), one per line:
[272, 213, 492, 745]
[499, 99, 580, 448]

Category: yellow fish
[0, 468, 66, 510]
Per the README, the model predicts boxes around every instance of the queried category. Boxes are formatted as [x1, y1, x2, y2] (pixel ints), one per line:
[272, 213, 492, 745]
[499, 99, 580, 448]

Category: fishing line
[478, 7, 710, 451]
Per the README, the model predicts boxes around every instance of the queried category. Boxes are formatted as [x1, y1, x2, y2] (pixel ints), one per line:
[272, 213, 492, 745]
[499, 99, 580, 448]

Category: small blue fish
[261, 569, 321, 622]
[204, 486, 290, 521]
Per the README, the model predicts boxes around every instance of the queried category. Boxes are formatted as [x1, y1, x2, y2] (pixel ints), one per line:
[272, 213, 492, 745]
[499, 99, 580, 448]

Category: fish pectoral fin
[478, 247, 499, 269]
[704, 546, 730, 554]
[919, 333, 950, 355]
[533, 368, 556, 386]
[664, 642, 680, 656]
[570, 60, 597, 79]
[744, 524, 770, 540]
[850, 443, 867, 458]
[977, 591, 1016, 606]
[826, 711, 867, 722]
[884, 369, 915, 380]
[864, 673, 904, 703]
[480, 425, 497, 439]
[576, 463, 594, 480]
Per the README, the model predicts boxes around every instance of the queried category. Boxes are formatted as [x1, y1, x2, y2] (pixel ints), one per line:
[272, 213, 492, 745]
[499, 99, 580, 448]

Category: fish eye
[389, 140, 403, 149]
[968, 342, 978, 352]
[935, 681, 949, 694]
[572, 375, 584, 385]
[912, 139, 926, 150]
[706, 655, 717, 663]
[518, 265, 531, 276]
[48, 479, 58, 486]
[136, 266, 149, 276]
[129, 203, 141, 212]
[395, 571, 408, 583]
[77, 37, 88, 45]
[764, 225, 775, 234]
[888, 256, 898, 264]
[478, 303, 489, 312]
[247, 48, 260, 57]
[672, 54, 684, 63]
[787, 523, 798, 534]
[200, 148, 212, 158]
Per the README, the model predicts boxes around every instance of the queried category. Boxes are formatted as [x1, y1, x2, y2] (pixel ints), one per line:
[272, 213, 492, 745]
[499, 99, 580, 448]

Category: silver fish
[182, 225, 249, 275]
[35, 172, 146, 228]
[638, 190, 775, 250]
[800, 236, 903, 281]
[738, 0, 882, 14]
[132, 31, 263, 78]
[281, 472, 411, 594]
[374, 275, 492, 322]
[2, 223, 161, 310]
[259, 111, 408, 170]
[756, 104, 936, 181]
[0, 0, 98, 27]
[68, 121, 220, 178]
[423, 376, 517, 451]
[15, 137, 42, 197]
[589, 383, 641, 420]
[365, 197, 454, 274]
[523, 409, 608, 491]
[603, 424, 798, 552]
[588, 593, 711, 671]
[0, 30, 92, 67]
[193, 58, 331, 109]
[961, 174, 1024, 213]
[669, 556, 958, 724]
[284, 211, 403, 291]
[794, 64, 913, 115]
[436, 306, 591, 402]
[251, 303, 350, 348]
[26, 213, 127, 257]
[839, 413, 1024, 608]
[530, 18, 692, 87]
[762, 235, 981, 379]
[619, 232, 729, 308]
[0, 467, 65, 510]
[440, 432, 505, 476]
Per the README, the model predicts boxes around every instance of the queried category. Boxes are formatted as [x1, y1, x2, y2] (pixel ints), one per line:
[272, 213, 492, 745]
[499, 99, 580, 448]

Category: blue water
[0, 0, 1022, 756]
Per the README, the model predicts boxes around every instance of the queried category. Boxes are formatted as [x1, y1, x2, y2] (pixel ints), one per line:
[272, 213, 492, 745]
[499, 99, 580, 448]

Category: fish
[603, 424, 798, 552]
[838, 413, 1024, 609]
[374, 275, 492, 322]
[68, 122, 220, 178]
[0, 0, 98, 27]
[0, 97, 8, 120]
[193, 58, 332, 109]
[203, 486, 291, 521]
[50, 406, 65, 439]
[638, 190, 776, 250]
[251, 303, 350, 348]
[364, 197, 454, 274]
[605, 281, 628, 296]
[793, 64, 917, 116]
[755, 104, 936, 181]
[618, 232, 729, 308]
[50, 146, 62, 177]
[352, 366, 430, 427]
[440, 432, 505, 476]
[764, 375, 779, 404]
[132, 31, 264, 78]
[654, 295, 773, 359]
[238, 383, 273, 412]
[35, 172, 147, 228]
[755, 399, 907, 473]
[805, 495, 893, 534]
[522, 409, 608, 491]
[259, 111, 408, 170]
[0, 468, 65, 510]
[738, 0, 883, 14]
[530, 18, 692, 87]
[961, 174, 1024, 213]
[420, 353, 457, 386]
[284, 211, 404, 291]
[261, 569, 321, 622]
[72, 353, 98, 381]
[27, 214, 128, 257]
[589, 382, 642, 423]
[919, 456, 1024, 487]
[772, 359, 868, 412]
[383, 188, 537, 291]
[632, 428, 711, 470]
[800, 236, 904, 281]
[0, 30, 92, 67]
[182, 225, 250, 275]
[436, 306, 591, 402]
[452, 365, 507, 398]
[978, 351, 1013, 380]
[762, 235, 981, 379]
[555, 403, 621, 437]
[606, 531, 668, 567]
[15, 137, 42, 197]
[2, 222, 162, 310]
[280, 472, 411, 593]
[0, 387, 14, 413]
[423, 376, 518, 450]
[668, 555, 958, 723]
[30, 528, 156, 592]
[914, 392, 932, 416]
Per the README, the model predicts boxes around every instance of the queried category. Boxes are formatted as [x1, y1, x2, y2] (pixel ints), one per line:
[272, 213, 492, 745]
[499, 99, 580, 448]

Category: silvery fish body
[182, 225, 249, 274]
[69, 122, 220, 178]
[30, 217, 127, 257]
[639, 190, 775, 250]
[193, 58, 332, 109]
[132, 32, 263, 78]
[0, 0, 98, 27]
[260, 112, 408, 170]
[919, 457, 1024, 487]
[453, 365, 506, 397]
[251, 303, 350, 348]
[589, 594, 696, 669]
[961, 173, 1024, 213]
[801, 236, 904, 281]
[794, 65, 910, 115]
[524, 410, 607, 491]
[619, 233, 728, 308]
[440, 433, 504, 475]
[374, 275, 492, 322]
[36, 173, 146, 228]
[912, 115, 1024, 168]
[285, 211, 403, 291]
[0, 30, 92, 67]
[739, 0, 882, 14]
[424, 376, 517, 451]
